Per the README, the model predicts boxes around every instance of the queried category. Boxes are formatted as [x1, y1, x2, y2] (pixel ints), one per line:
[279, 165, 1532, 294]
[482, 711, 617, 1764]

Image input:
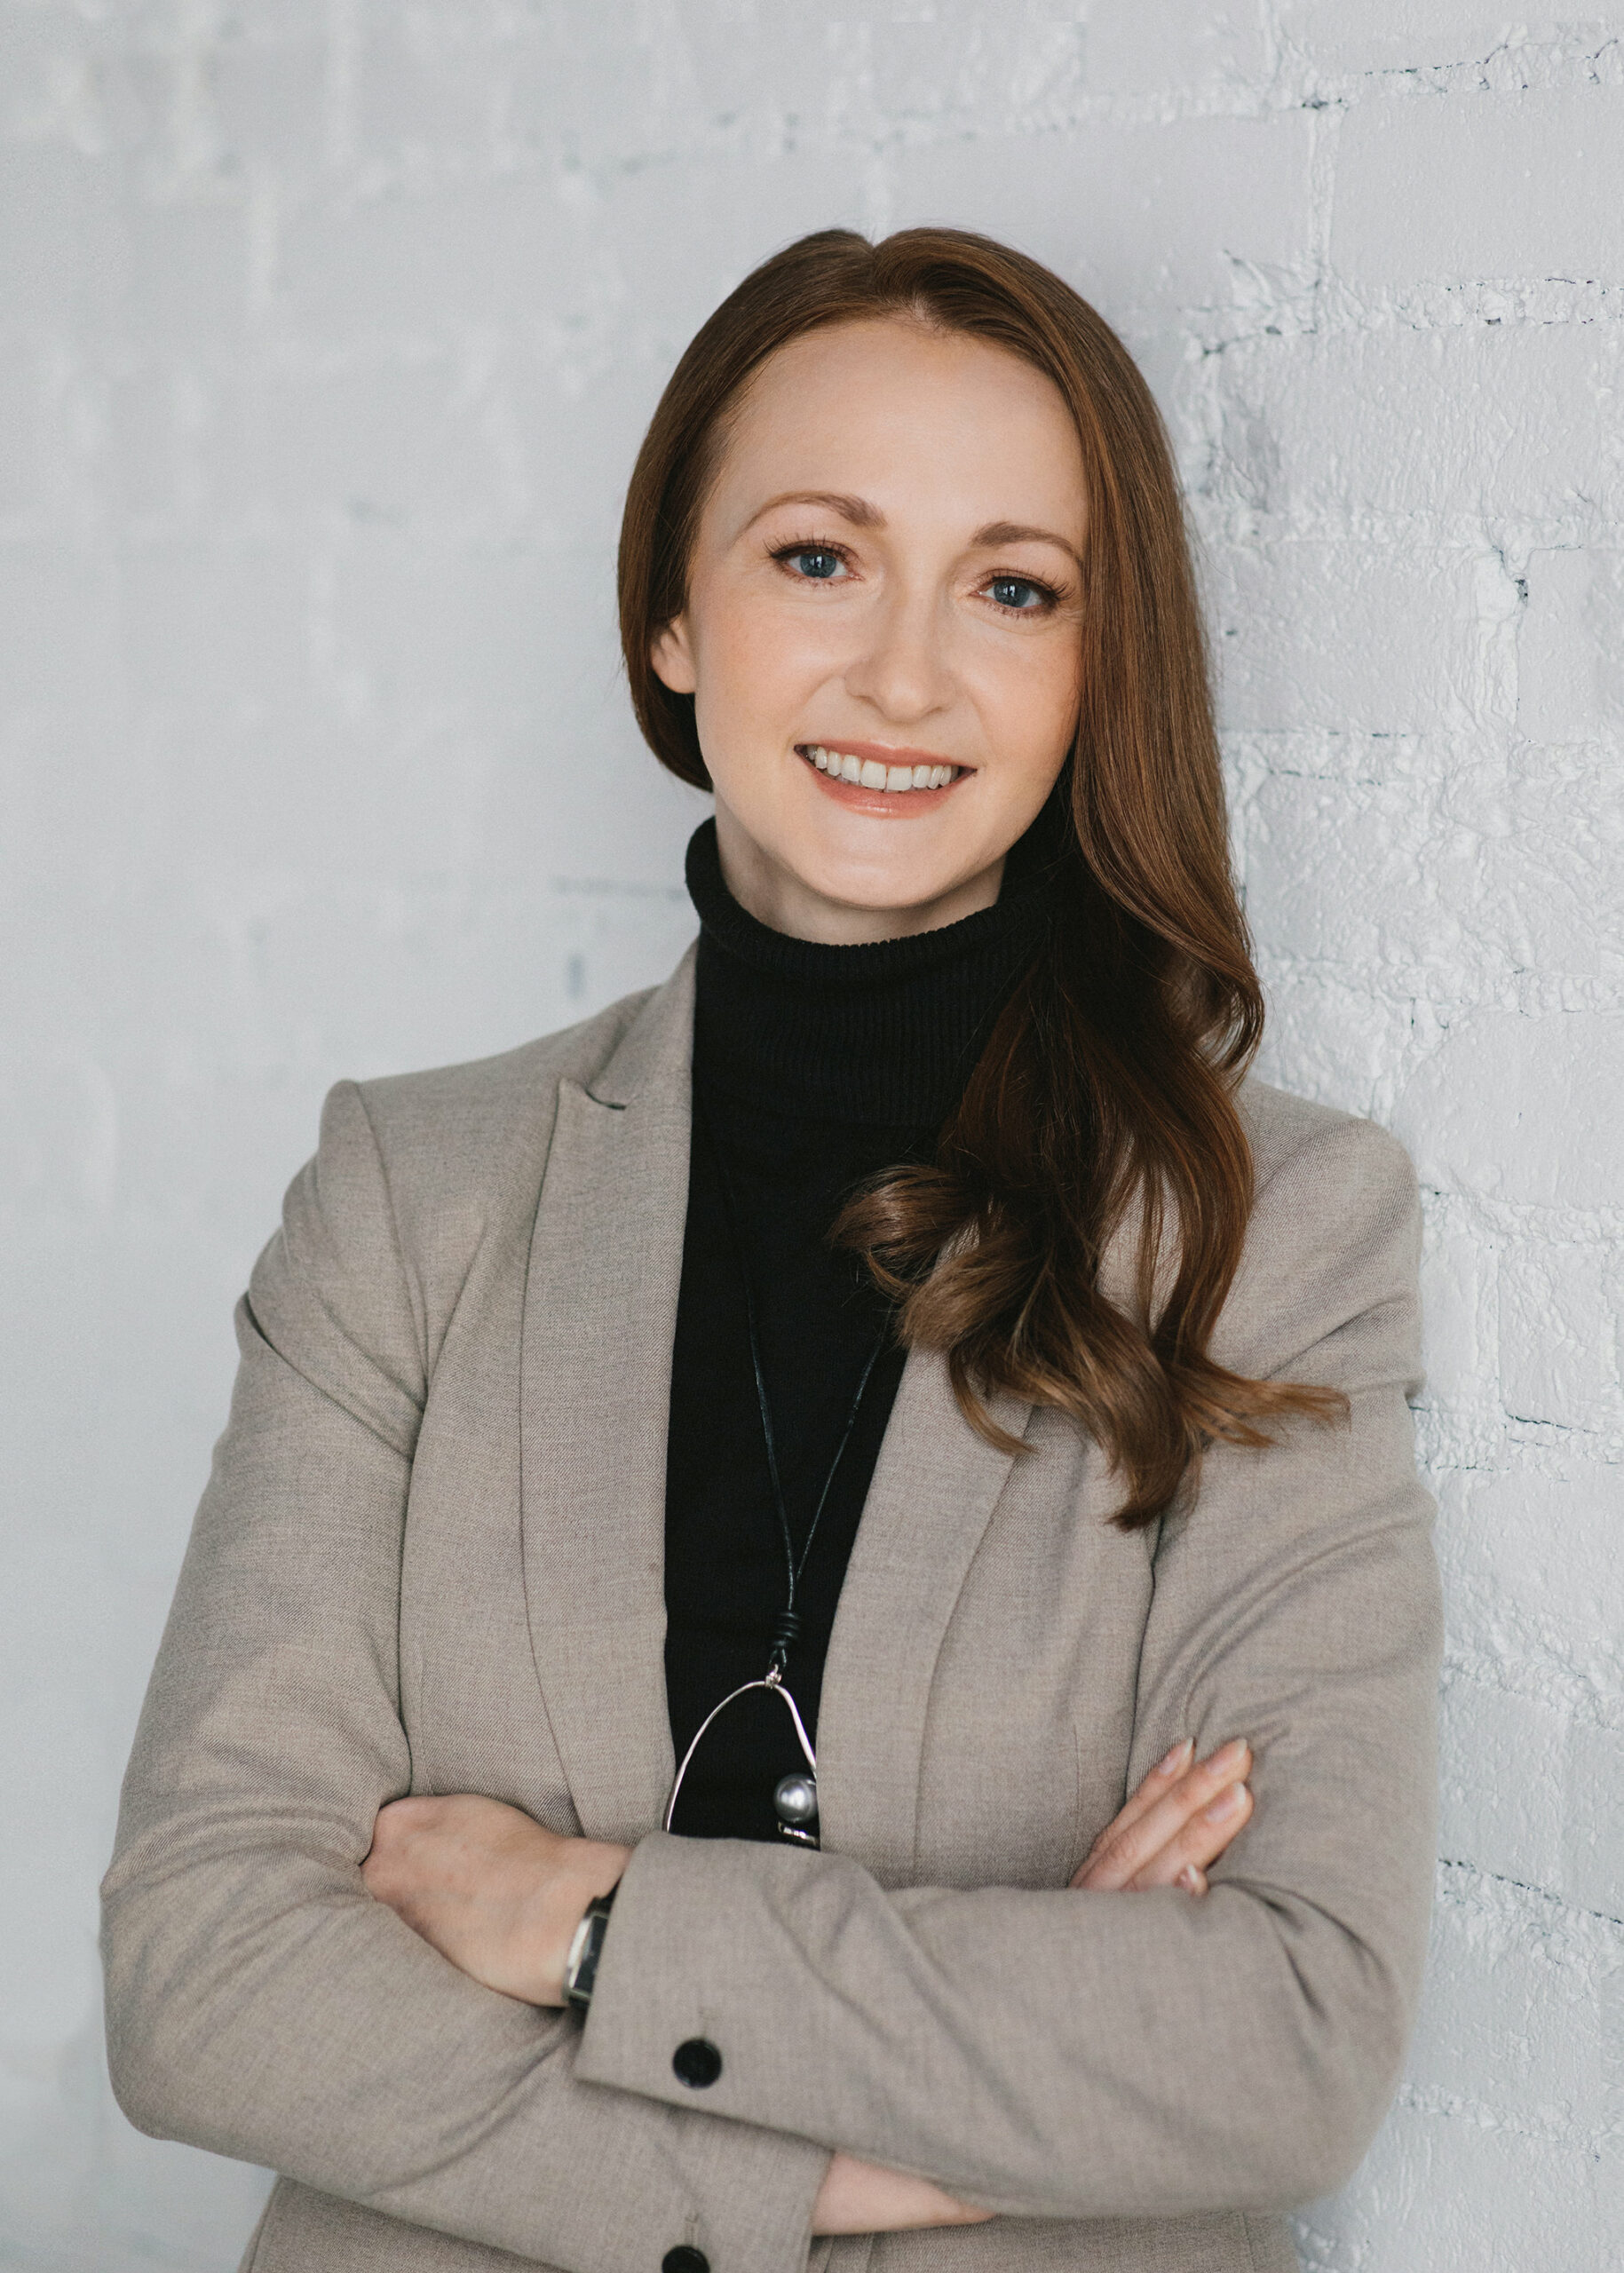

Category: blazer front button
[661, 2250, 709, 2273]
[672, 2037, 723, 2087]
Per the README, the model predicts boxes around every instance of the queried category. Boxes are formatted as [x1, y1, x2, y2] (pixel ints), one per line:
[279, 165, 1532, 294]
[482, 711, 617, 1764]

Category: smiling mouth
[796, 743, 967, 792]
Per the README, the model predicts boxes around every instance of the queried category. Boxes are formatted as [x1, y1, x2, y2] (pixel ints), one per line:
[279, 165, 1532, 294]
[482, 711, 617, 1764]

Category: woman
[101, 229, 1440, 2273]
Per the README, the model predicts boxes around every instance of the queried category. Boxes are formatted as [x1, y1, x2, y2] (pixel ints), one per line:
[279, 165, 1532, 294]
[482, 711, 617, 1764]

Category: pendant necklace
[662, 1105, 887, 1849]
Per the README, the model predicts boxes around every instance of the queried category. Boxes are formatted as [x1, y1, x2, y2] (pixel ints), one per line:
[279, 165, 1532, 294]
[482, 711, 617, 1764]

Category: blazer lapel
[519, 939, 1044, 1862]
[814, 1190, 1150, 1880]
[814, 1351, 1031, 1886]
[519, 954, 695, 1844]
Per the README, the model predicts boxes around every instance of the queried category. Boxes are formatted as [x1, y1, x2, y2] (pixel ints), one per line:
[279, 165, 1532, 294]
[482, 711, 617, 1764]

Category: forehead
[709, 317, 1087, 530]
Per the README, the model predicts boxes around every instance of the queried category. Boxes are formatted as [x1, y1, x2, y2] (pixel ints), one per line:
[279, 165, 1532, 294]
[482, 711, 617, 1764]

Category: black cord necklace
[661, 1103, 889, 1848]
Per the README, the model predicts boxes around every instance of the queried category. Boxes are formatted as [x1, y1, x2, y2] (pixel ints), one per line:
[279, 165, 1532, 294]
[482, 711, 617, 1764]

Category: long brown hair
[618, 227, 1341, 1527]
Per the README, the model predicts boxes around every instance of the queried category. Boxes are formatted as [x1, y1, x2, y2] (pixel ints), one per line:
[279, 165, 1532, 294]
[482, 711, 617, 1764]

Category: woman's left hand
[363, 1794, 629, 2006]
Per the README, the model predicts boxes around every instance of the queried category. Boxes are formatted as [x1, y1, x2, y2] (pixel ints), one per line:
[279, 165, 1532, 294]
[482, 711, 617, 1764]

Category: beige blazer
[101, 948, 1441, 2273]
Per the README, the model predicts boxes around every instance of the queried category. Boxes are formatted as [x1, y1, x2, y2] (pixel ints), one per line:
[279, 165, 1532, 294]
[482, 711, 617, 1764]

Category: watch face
[564, 1911, 596, 1992]
[566, 1898, 614, 2008]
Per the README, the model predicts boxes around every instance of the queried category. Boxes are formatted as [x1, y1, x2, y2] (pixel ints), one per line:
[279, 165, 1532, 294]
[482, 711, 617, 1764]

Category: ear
[650, 615, 697, 695]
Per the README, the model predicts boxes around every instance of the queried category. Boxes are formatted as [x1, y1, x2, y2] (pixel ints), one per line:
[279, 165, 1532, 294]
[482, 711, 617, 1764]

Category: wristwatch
[562, 1885, 618, 2012]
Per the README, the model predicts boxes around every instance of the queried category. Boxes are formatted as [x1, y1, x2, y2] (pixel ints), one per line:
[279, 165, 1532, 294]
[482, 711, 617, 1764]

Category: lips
[798, 744, 963, 792]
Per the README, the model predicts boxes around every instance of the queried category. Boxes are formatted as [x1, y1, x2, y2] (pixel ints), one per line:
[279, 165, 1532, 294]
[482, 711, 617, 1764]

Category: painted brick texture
[2, 4, 1620, 2269]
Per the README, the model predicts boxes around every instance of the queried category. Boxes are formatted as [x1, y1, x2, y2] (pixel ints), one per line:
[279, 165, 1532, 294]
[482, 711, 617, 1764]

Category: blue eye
[788, 548, 844, 581]
[989, 576, 1047, 611]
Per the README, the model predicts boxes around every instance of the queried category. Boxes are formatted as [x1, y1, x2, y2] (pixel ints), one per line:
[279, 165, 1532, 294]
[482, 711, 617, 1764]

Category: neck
[712, 800, 1005, 945]
[685, 818, 1057, 1128]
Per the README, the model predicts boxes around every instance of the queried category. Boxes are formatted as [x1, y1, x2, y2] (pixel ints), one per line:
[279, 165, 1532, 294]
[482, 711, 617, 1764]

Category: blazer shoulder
[1240, 1074, 1417, 1216]
[350, 985, 657, 1182]
[288, 982, 672, 1353]
[1220, 1077, 1422, 1387]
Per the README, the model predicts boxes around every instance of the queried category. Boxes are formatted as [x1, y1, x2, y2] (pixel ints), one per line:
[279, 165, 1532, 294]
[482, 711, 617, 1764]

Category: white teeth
[803, 744, 962, 790]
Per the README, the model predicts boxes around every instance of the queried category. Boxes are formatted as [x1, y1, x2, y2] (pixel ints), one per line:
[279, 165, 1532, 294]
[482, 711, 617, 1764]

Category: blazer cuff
[580, 1832, 834, 2139]
[628, 2083, 828, 2273]
[582, 1842, 829, 2264]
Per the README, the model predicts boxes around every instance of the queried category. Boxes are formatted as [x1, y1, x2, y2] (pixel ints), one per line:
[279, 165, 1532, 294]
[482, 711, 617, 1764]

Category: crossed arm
[360, 1734, 1256, 2234]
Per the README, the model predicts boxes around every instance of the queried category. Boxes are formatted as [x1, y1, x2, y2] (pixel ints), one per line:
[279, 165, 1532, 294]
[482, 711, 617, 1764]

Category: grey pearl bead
[773, 1772, 818, 1826]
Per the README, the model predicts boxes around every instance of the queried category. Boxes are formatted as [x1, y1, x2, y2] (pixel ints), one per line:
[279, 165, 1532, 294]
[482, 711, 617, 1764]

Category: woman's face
[651, 317, 1088, 942]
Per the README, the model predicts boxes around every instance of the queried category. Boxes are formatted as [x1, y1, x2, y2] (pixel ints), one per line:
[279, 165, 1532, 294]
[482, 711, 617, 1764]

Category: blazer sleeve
[574, 1116, 1443, 2222]
[99, 1080, 828, 2273]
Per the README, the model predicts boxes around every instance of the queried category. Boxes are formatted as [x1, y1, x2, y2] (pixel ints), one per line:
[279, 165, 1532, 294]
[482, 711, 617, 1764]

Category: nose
[842, 583, 954, 725]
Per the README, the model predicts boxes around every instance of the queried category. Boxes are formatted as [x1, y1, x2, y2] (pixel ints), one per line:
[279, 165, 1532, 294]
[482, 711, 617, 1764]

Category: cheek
[975, 632, 1081, 779]
[693, 597, 836, 751]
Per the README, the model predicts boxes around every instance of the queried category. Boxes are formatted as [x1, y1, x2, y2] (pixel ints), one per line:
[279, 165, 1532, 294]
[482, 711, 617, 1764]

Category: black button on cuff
[662, 2249, 709, 2273]
[671, 2036, 723, 2088]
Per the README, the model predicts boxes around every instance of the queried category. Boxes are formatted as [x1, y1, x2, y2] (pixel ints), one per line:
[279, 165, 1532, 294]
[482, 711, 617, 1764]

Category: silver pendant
[663, 1664, 820, 1847]
[772, 1771, 819, 1841]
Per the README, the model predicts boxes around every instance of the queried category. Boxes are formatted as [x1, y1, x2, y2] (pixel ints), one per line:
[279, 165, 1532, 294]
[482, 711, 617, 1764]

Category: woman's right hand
[1071, 1736, 1254, 1896]
[811, 1736, 1255, 2236]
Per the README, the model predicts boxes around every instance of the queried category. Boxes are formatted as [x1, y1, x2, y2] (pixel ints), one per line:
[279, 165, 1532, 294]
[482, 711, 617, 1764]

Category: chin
[718, 780, 1003, 934]
[792, 844, 972, 917]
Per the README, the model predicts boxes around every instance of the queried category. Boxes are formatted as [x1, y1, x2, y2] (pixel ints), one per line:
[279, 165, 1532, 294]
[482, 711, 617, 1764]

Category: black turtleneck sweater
[663, 820, 1052, 1842]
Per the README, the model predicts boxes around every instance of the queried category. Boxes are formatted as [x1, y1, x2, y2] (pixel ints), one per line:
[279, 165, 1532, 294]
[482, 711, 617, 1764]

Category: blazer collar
[519, 942, 1033, 1859]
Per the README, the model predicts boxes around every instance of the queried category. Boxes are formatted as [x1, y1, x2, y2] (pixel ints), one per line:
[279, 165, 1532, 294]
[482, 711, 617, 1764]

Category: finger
[1122, 1780, 1254, 1891]
[1073, 1739, 1194, 1879]
[1074, 1739, 1248, 1887]
[1093, 1734, 1251, 1862]
[1073, 1739, 1251, 1889]
[1096, 1738, 1196, 1850]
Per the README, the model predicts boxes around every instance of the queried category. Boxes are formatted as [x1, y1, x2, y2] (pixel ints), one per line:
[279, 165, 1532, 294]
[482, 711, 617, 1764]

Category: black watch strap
[563, 1885, 618, 2012]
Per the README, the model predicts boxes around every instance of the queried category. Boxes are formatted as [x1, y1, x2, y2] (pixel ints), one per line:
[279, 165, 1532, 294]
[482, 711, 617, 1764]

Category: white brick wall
[2, 5, 1619, 2268]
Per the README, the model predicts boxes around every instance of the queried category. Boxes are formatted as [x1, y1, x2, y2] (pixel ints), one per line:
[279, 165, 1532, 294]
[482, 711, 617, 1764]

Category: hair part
[618, 226, 1343, 1528]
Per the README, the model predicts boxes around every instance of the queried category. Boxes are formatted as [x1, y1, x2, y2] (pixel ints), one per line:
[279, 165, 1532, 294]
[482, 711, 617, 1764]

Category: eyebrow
[741, 493, 1082, 571]
[972, 519, 1084, 572]
[743, 490, 886, 531]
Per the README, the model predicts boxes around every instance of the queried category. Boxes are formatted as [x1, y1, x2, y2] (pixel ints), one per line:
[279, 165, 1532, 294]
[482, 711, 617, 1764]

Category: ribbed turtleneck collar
[685, 818, 1054, 1128]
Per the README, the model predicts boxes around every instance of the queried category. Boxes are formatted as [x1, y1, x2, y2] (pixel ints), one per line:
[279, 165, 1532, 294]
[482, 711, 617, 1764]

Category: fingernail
[1205, 1783, 1248, 1824]
[1177, 1864, 1206, 1895]
[1208, 1738, 1249, 1774]
[1157, 1738, 1194, 1776]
